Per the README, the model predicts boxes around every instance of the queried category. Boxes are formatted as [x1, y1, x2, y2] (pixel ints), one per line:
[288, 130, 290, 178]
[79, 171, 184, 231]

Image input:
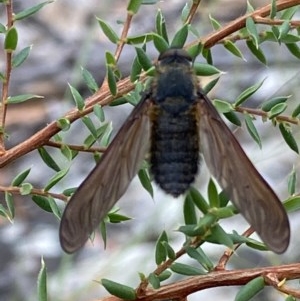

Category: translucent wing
[60, 97, 152, 253]
[197, 90, 290, 253]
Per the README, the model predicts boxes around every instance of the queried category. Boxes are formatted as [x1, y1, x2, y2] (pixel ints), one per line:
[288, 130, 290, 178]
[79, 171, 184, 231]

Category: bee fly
[60, 48, 290, 254]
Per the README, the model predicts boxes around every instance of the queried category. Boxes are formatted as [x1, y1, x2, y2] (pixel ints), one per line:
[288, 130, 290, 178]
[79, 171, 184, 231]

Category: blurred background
[0, 0, 300, 300]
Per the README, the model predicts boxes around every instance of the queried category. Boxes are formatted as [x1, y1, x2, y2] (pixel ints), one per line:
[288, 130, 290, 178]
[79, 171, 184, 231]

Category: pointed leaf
[101, 279, 136, 300]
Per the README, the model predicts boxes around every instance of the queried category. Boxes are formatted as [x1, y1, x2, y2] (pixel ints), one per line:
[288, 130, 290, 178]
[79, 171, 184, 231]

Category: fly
[59, 48, 290, 254]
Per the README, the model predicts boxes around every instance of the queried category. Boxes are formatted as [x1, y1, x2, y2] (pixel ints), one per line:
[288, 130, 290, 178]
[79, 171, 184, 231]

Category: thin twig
[45, 140, 107, 153]
[0, 185, 68, 201]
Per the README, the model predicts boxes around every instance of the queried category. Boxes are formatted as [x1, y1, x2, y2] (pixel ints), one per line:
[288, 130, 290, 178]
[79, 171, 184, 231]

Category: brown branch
[197, 0, 300, 49]
[45, 140, 107, 153]
[0, 1, 14, 152]
[185, 0, 202, 25]
[236, 106, 300, 125]
[215, 227, 255, 270]
[0, 185, 68, 201]
[98, 263, 300, 301]
[253, 16, 300, 27]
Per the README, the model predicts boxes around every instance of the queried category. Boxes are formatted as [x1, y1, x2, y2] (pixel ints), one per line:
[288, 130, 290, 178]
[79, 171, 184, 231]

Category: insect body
[60, 48, 290, 254]
[150, 50, 200, 196]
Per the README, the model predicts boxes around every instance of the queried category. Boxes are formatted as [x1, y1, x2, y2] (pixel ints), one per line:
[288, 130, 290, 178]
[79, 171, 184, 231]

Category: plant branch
[45, 140, 106, 153]
[99, 263, 300, 301]
[0, 185, 68, 201]
[0, 0, 14, 152]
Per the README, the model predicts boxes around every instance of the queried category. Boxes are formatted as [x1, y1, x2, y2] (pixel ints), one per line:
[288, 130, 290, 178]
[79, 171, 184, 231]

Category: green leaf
[106, 65, 117, 96]
[246, 17, 259, 49]
[287, 167, 296, 196]
[20, 183, 33, 195]
[138, 168, 153, 198]
[245, 114, 261, 148]
[214, 99, 233, 114]
[37, 258, 48, 301]
[188, 187, 209, 214]
[82, 115, 97, 138]
[162, 241, 176, 260]
[152, 33, 169, 54]
[127, 0, 143, 14]
[0, 204, 12, 221]
[155, 231, 168, 265]
[97, 18, 119, 43]
[170, 263, 205, 276]
[5, 192, 14, 219]
[7, 94, 43, 104]
[210, 206, 235, 219]
[170, 24, 188, 49]
[206, 224, 233, 248]
[127, 34, 153, 45]
[157, 270, 172, 282]
[186, 246, 214, 271]
[187, 43, 202, 60]
[15, 1, 52, 20]
[60, 144, 76, 161]
[235, 276, 265, 301]
[38, 147, 61, 172]
[32, 195, 52, 213]
[224, 40, 245, 60]
[11, 168, 31, 186]
[62, 187, 76, 196]
[235, 80, 264, 106]
[285, 43, 300, 59]
[108, 212, 131, 223]
[284, 196, 300, 213]
[101, 279, 136, 300]
[93, 104, 105, 122]
[56, 118, 70, 131]
[292, 103, 300, 117]
[202, 77, 220, 94]
[209, 14, 222, 30]
[281, 6, 298, 20]
[202, 47, 213, 65]
[48, 197, 62, 219]
[100, 221, 107, 248]
[246, 40, 266, 65]
[12, 45, 32, 68]
[130, 56, 142, 82]
[278, 20, 290, 41]
[223, 111, 242, 126]
[4, 26, 18, 51]
[184, 194, 197, 225]
[44, 168, 69, 191]
[269, 0, 276, 19]
[148, 273, 160, 289]
[69, 84, 85, 110]
[99, 122, 113, 147]
[155, 9, 169, 43]
[193, 63, 222, 76]
[279, 123, 298, 153]
[208, 178, 219, 208]
[268, 102, 287, 119]
[135, 47, 153, 71]
[261, 96, 289, 112]
[178, 213, 217, 236]
[81, 67, 98, 92]
[83, 123, 109, 148]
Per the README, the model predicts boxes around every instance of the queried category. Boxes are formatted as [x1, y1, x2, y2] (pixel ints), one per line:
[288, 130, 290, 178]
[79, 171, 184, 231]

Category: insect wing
[197, 90, 290, 253]
[60, 96, 152, 253]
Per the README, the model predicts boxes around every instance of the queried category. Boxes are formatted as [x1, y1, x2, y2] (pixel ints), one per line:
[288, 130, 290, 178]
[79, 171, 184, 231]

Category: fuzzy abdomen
[150, 105, 199, 197]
